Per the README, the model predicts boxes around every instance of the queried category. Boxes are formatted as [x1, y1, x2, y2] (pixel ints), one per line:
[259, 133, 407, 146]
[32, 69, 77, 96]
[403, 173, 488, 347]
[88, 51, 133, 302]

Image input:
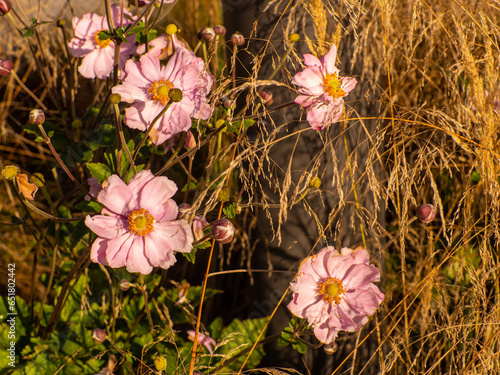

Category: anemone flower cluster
[68, 4, 137, 79]
[85, 170, 193, 275]
[112, 47, 213, 145]
[292, 44, 357, 130]
[287, 246, 384, 346]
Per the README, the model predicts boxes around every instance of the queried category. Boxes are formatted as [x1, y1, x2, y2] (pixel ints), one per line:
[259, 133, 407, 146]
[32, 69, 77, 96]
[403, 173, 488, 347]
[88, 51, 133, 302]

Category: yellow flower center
[128, 209, 156, 237]
[317, 277, 346, 305]
[147, 79, 174, 105]
[94, 29, 112, 49]
[323, 73, 346, 99]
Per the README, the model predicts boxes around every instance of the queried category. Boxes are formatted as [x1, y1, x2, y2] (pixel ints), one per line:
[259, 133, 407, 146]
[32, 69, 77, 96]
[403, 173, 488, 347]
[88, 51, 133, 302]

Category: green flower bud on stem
[109, 93, 121, 104]
[217, 187, 230, 202]
[30, 173, 45, 188]
[309, 176, 321, 189]
[289, 33, 300, 42]
[71, 119, 83, 129]
[166, 24, 178, 35]
[169, 88, 183, 103]
[2, 165, 19, 180]
[154, 356, 167, 371]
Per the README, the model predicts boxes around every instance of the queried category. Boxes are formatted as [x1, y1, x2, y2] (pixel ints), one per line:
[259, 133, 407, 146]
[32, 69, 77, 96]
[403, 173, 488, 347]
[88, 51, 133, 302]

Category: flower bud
[177, 203, 191, 219]
[0, 59, 13, 76]
[154, 356, 167, 371]
[71, 119, 83, 129]
[324, 342, 338, 355]
[166, 24, 178, 35]
[211, 219, 235, 244]
[259, 90, 273, 106]
[57, 20, 66, 27]
[230, 33, 245, 46]
[417, 204, 437, 224]
[0, 0, 11, 16]
[109, 93, 121, 104]
[289, 33, 300, 43]
[309, 176, 321, 189]
[193, 216, 208, 241]
[30, 173, 45, 188]
[28, 109, 45, 125]
[199, 27, 215, 42]
[2, 165, 19, 180]
[217, 187, 230, 202]
[214, 25, 226, 36]
[92, 328, 107, 344]
[120, 279, 130, 291]
[222, 97, 234, 109]
[169, 88, 183, 103]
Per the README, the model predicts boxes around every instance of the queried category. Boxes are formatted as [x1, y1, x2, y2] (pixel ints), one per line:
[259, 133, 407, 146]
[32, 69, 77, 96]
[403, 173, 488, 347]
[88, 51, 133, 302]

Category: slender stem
[132, 99, 174, 160]
[37, 123, 90, 197]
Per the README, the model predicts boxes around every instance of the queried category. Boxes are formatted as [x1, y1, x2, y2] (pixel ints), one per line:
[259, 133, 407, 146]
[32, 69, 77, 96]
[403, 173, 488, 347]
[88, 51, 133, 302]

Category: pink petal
[85, 214, 128, 239]
[105, 234, 135, 268]
[138, 176, 178, 215]
[291, 66, 324, 94]
[123, 103, 149, 131]
[150, 220, 194, 253]
[154, 199, 179, 222]
[78, 51, 100, 79]
[97, 175, 136, 215]
[303, 53, 321, 67]
[342, 76, 357, 94]
[126, 236, 153, 274]
[90, 237, 110, 265]
[321, 44, 339, 75]
[143, 234, 177, 269]
[342, 263, 381, 290]
[93, 47, 115, 79]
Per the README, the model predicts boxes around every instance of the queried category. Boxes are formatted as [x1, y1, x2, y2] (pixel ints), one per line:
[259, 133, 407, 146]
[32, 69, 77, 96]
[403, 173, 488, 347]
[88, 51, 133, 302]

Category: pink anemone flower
[68, 4, 137, 79]
[85, 170, 194, 275]
[292, 44, 357, 130]
[187, 330, 217, 354]
[112, 47, 213, 145]
[287, 246, 384, 345]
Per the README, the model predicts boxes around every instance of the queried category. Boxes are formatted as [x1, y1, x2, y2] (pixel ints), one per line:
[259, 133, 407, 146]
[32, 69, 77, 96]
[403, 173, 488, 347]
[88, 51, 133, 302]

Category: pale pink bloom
[192, 216, 208, 241]
[287, 246, 384, 345]
[112, 48, 213, 145]
[68, 4, 137, 79]
[187, 330, 216, 354]
[85, 170, 193, 275]
[292, 44, 357, 130]
[84, 177, 102, 201]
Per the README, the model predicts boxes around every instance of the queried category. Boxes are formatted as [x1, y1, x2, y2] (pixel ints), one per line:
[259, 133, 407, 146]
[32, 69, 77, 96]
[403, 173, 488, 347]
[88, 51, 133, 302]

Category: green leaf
[223, 203, 238, 219]
[86, 163, 112, 183]
[75, 199, 103, 213]
[218, 317, 267, 371]
[225, 119, 255, 134]
[181, 248, 196, 263]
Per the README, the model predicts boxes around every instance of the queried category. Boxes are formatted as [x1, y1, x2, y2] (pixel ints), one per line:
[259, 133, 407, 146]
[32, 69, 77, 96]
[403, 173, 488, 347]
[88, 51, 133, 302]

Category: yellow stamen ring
[128, 208, 156, 237]
[147, 79, 174, 105]
[94, 29, 112, 49]
[323, 72, 346, 99]
[317, 277, 346, 305]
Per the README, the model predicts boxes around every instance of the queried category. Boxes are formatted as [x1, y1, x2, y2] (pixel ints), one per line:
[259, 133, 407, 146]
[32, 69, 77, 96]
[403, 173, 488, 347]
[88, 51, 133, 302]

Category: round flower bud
[217, 187, 230, 202]
[309, 176, 321, 189]
[222, 97, 234, 109]
[0, 59, 13, 76]
[109, 93, 121, 104]
[288, 33, 300, 42]
[230, 33, 245, 46]
[28, 109, 45, 125]
[211, 219, 235, 244]
[2, 165, 19, 180]
[177, 203, 191, 219]
[92, 328, 107, 344]
[154, 356, 167, 371]
[324, 342, 338, 355]
[119, 279, 130, 291]
[214, 25, 226, 36]
[71, 119, 83, 129]
[30, 173, 45, 188]
[169, 88, 183, 103]
[259, 90, 273, 106]
[416, 204, 437, 224]
[0, 0, 12, 16]
[57, 20, 66, 27]
[199, 27, 215, 42]
[166, 24, 178, 35]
